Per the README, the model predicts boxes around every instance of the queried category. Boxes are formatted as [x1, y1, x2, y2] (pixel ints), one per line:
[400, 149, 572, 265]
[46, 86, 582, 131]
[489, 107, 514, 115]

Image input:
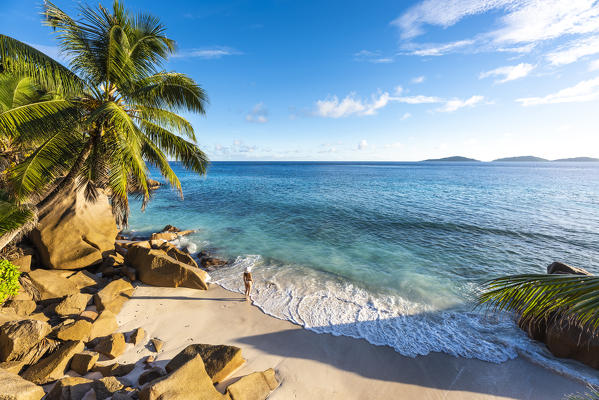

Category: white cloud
[396, 95, 443, 104]
[546, 35, 599, 65]
[353, 50, 394, 63]
[385, 142, 402, 148]
[316, 89, 483, 118]
[437, 95, 484, 112]
[479, 63, 534, 83]
[492, 0, 599, 44]
[401, 112, 412, 120]
[357, 140, 368, 150]
[212, 140, 258, 156]
[315, 92, 391, 118]
[392, 0, 512, 40]
[516, 77, 599, 106]
[394, 0, 599, 57]
[412, 76, 425, 84]
[172, 46, 241, 59]
[589, 59, 599, 71]
[246, 102, 268, 123]
[496, 43, 536, 53]
[406, 39, 475, 56]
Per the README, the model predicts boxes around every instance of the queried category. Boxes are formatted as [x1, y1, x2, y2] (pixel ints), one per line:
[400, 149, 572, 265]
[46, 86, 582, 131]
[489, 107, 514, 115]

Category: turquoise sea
[127, 161, 599, 382]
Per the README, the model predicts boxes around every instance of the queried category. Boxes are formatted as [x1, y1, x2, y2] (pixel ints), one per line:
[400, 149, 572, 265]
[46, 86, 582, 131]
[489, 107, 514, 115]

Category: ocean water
[127, 161, 599, 383]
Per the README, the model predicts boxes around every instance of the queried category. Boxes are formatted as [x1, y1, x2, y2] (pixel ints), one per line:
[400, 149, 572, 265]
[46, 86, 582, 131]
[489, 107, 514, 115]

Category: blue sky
[3, 0, 599, 161]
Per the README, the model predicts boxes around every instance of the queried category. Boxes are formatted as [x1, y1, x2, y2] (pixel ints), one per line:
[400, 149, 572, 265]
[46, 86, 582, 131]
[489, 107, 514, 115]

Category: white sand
[113, 284, 588, 400]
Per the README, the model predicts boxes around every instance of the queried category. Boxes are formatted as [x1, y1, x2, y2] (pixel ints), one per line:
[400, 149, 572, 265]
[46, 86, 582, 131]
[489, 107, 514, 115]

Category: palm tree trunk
[36, 137, 93, 215]
[0, 230, 19, 252]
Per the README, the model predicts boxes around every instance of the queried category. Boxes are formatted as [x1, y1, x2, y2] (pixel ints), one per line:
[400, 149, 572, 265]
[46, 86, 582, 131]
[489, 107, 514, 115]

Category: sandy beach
[112, 284, 588, 400]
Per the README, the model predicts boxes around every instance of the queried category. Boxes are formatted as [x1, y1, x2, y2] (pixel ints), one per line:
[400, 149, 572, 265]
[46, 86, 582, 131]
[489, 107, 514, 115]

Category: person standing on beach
[243, 267, 253, 300]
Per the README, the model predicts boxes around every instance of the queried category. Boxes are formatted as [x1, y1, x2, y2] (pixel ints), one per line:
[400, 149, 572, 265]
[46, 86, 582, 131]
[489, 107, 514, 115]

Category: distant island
[553, 157, 599, 162]
[423, 156, 480, 162]
[493, 156, 548, 162]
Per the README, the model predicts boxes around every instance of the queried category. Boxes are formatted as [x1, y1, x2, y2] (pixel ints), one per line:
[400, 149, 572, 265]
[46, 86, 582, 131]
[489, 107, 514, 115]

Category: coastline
[115, 283, 588, 400]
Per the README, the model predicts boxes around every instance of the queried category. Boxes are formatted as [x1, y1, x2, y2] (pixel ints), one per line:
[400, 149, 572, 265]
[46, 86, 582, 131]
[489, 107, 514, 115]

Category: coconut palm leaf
[127, 72, 208, 113]
[0, 34, 83, 96]
[8, 129, 83, 201]
[565, 386, 599, 400]
[0, 198, 36, 237]
[479, 274, 599, 330]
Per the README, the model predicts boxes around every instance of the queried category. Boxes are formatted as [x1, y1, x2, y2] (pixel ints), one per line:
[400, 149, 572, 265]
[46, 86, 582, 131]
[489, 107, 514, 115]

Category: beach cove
[115, 284, 587, 399]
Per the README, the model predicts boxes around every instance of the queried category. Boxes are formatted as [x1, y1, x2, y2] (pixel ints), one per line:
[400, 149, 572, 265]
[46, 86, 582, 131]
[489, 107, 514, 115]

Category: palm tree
[479, 273, 599, 332]
[0, 0, 209, 234]
[0, 74, 56, 248]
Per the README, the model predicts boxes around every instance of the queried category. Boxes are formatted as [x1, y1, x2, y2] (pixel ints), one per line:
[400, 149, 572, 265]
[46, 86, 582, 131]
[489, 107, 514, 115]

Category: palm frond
[0, 99, 79, 142]
[140, 135, 182, 195]
[479, 274, 599, 330]
[565, 386, 599, 400]
[0, 34, 83, 96]
[128, 72, 208, 114]
[8, 129, 83, 201]
[139, 119, 208, 175]
[131, 105, 195, 140]
[0, 191, 37, 237]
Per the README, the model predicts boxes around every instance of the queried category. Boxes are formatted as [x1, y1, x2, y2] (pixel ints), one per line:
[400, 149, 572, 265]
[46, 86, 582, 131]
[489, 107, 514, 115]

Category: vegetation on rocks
[0, 259, 20, 304]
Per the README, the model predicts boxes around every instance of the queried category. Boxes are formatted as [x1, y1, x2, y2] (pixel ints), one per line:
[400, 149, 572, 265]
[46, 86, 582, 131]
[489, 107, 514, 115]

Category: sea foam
[212, 254, 599, 386]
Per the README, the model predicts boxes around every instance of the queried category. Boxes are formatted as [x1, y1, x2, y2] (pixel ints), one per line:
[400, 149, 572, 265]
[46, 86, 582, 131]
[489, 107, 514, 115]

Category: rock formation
[29, 186, 117, 270]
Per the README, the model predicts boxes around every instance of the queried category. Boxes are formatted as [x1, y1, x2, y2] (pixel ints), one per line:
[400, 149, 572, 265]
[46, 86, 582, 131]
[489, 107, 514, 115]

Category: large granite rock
[225, 369, 279, 400]
[53, 319, 92, 342]
[138, 367, 166, 386]
[46, 376, 93, 400]
[70, 351, 99, 375]
[55, 293, 92, 317]
[518, 261, 598, 369]
[0, 319, 51, 362]
[0, 369, 45, 400]
[128, 327, 145, 345]
[9, 255, 32, 273]
[92, 376, 124, 400]
[94, 333, 126, 359]
[22, 340, 84, 384]
[27, 269, 79, 301]
[546, 261, 590, 275]
[156, 242, 199, 268]
[165, 344, 245, 383]
[545, 318, 599, 369]
[5, 299, 37, 317]
[93, 278, 134, 314]
[66, 271, 100, 291]
[139, 352, 226, 400]
[149, 232, 178, 242]
[88, 311, 118, 341]
[127, 246, 209, 290]
[29, 186, 117, 270]
[92, 361, 135, 377]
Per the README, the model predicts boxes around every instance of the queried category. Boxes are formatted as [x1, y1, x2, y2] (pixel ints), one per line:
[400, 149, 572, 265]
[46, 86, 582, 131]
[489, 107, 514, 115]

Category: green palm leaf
[0, 34, 83, 96]
[479, 274, 599, 330]
[0, 198, 36, 237]
[8, 129, 83, 201]
[565, 386, 599, 400]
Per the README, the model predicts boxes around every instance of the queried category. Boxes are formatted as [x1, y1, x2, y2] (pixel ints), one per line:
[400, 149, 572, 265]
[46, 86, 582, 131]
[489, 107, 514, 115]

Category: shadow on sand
[229, 318, 590, 399]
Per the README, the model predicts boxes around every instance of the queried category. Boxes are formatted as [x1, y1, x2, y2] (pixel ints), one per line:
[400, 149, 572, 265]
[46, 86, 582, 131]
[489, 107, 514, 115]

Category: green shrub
[0, 259, 20, 304]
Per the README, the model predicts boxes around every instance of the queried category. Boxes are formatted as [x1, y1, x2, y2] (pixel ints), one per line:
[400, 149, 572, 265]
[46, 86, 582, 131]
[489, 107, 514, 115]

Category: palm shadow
[232, 315, 589, 399]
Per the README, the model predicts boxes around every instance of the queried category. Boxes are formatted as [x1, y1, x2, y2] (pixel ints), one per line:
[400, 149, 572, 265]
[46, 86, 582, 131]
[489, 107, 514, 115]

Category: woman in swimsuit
[243, 266, 253, 301]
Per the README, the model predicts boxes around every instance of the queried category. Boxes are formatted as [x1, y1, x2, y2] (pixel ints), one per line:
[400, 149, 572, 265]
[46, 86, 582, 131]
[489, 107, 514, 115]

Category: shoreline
[114, 283, 588, 400]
